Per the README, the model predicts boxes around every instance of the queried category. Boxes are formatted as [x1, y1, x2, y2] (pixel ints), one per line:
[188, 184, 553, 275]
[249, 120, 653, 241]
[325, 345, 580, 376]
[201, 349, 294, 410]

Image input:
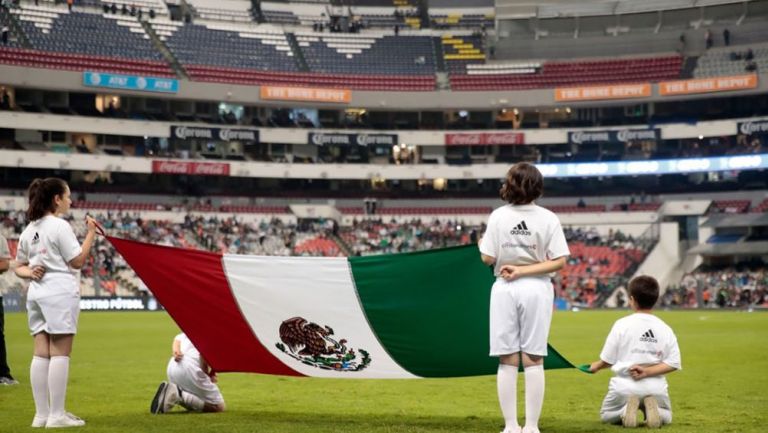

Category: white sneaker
[0, 376, 20, 385]
[522, 427, 540, 433]
[45, 412, 85, 428]
[622, 395, 640, 428]
[31, 415, 48, 428]
[501, 427, 522, 433]
[161, 382, 181, 413]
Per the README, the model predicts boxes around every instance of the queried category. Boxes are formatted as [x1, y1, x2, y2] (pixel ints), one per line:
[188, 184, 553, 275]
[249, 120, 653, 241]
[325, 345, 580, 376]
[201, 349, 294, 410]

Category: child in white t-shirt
[150, 333, 225, 414]
[589, 276, 682, 428]
[479, 163, 570, 433]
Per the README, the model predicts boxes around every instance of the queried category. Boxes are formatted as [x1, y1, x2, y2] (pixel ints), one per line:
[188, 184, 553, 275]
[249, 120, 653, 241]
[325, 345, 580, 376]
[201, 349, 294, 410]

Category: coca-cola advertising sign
[152, 161, 230, 176]
[444, 132, 525, 146]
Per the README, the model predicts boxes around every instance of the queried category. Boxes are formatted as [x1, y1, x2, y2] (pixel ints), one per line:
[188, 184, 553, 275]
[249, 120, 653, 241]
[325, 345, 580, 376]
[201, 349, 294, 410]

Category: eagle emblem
[275, 317, 371, 372]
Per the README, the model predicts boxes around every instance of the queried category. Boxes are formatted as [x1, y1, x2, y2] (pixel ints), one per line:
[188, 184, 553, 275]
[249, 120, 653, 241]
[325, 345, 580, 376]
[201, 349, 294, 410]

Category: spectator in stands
[66, 0, 73, 12]
[130, 4, 137, 17]
[745, 59, 757, 72]
[723, 28, 730, 46]
[111, 3, 117, 14]
[677, 33, 686, 52]
[705, 29, 713, 49]
[1, 25, 8, 45]
[394, 25, 399, 36]
[0, 233, 18, 385]
[121, 4, 128, 15]
[745, 48, 754, 61]
[0, 88, 10, 110]
[577, 198, 586, 209]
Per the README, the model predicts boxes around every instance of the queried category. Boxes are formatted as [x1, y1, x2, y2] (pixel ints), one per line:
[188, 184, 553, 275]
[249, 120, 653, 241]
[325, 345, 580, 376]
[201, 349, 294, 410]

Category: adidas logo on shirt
[509, 220, 532, 236]
[32, 232, 40, 244]
[639, 329, 658, 343]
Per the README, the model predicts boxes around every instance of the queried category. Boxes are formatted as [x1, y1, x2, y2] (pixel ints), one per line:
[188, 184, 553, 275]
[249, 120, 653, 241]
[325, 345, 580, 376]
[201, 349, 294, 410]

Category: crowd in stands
[664, 266, 768, 308]
[7, 208, 766, 309]
[0, 210, 655, 307]
[341, 218, 477, 255]
[554, 227, 653, 308]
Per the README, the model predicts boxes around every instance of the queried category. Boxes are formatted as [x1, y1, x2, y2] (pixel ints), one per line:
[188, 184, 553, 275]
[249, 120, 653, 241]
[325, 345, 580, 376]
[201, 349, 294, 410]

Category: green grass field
[1, 310, 766, 432]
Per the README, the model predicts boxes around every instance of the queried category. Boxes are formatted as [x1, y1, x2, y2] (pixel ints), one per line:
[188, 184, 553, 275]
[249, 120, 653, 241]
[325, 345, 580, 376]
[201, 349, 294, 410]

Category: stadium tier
[0, 2, 723, 91]
[449, 55, 683, 91]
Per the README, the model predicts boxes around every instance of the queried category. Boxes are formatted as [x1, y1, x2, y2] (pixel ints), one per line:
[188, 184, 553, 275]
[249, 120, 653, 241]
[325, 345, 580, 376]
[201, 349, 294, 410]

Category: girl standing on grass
[15, 178, 97, 428]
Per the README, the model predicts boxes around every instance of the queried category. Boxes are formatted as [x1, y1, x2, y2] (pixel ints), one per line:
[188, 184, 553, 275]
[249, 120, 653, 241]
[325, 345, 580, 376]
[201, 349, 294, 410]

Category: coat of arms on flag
[276, 317, 371, 372]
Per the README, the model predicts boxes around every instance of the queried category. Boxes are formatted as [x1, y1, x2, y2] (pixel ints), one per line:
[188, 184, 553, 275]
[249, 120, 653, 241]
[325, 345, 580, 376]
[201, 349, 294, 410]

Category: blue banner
[536, 153, 768, 178]
[83, 71, 179, 94]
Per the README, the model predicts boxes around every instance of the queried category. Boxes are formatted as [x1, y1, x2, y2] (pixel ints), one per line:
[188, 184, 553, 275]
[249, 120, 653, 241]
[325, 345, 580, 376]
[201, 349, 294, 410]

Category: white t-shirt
[479, 203, 570, 277]
[173, 333, 202, 368]
[16, 215, 82, 296]
[600, 313, 682, 379]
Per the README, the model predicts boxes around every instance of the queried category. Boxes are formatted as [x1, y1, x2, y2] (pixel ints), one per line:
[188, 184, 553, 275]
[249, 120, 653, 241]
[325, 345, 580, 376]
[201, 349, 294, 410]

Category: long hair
[499, 162, 543, 205]
[27, 178, 67, 221]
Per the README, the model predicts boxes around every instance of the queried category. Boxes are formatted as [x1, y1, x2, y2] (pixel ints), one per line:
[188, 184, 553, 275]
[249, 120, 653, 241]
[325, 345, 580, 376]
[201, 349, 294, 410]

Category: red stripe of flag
[107, 237, 302, 376]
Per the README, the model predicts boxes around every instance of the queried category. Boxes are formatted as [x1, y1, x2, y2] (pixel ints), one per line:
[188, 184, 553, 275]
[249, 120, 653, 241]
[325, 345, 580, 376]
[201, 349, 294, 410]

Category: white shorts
[167, 360, 224, 405]
[489, 277, 554, 357]
[600, 377, 672, 425]
[27, 292, 80, 335]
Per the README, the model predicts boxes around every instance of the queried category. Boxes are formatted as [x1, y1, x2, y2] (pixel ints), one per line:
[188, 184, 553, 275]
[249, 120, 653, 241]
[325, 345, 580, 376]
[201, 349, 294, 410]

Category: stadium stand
[160, 22, 298, 71]
[9, 5, 164, 61]
[2, 4, 174, 75]
[295, 32, 436, 75]
[664, 266, 768, 308]
[186, 0, 253, 23]
[695, 43, 768, 78]
[712, 199, 751, 214]
[450, 54, 683, 91]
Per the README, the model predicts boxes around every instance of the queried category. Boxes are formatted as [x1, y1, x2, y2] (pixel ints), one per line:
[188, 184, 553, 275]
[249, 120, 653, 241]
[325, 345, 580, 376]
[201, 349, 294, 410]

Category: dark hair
[499, 162, 543, 205]
[27, 178, 67, 221]
[629, 276, 660, 309]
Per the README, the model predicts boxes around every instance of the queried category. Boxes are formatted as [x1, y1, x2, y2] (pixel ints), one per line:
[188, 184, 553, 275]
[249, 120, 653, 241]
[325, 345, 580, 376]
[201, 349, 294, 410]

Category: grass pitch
[1, 310, 766, 432]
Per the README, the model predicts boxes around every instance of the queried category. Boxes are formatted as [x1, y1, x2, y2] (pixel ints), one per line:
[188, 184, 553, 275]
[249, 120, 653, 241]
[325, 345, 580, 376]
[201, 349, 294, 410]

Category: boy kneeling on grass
[588, 276, 681, 428]
[151, 333, 226, 414]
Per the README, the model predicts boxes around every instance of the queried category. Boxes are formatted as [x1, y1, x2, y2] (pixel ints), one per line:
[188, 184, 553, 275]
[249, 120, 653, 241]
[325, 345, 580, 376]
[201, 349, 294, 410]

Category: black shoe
[150, 382, 168, 414]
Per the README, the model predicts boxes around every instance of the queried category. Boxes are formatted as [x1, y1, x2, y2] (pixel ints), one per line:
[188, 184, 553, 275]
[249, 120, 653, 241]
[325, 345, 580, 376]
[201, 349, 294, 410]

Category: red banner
[444, 132, 525, 146]
[152, 161, 230, 176]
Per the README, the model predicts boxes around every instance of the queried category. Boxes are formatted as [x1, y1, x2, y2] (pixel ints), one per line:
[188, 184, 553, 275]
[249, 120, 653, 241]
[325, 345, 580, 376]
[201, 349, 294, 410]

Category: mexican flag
[109, 237, 576, 378]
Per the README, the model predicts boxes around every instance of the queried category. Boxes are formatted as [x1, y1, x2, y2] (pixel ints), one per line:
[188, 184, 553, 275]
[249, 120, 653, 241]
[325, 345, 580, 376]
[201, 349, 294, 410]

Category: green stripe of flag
[351, 245, 574, 377]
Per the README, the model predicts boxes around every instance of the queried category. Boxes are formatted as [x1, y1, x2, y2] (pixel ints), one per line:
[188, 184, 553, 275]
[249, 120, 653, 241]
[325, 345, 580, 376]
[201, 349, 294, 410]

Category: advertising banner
[83, 71, 179, 93]
[308, 133, 398, 146]
[152, 160, 230, 176]
[261, 86, 351, 104]
[444, 132, 525, 146]
[737, 120, 768, 135]
[659, 74, 757, 96]
[555, 83, 651, 101]
[568, 128, 660, 144]
[171, 126, 258, 142]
